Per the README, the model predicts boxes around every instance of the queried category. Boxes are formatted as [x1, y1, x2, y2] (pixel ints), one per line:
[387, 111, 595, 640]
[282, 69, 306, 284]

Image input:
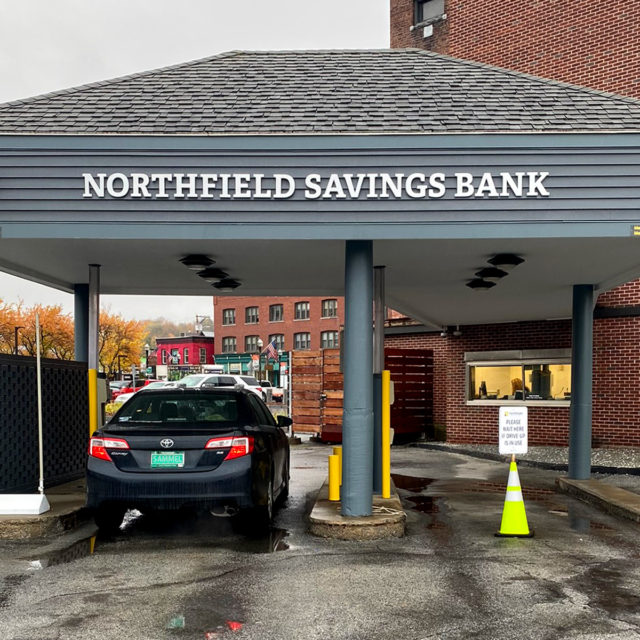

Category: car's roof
[135, 386, 252, 397]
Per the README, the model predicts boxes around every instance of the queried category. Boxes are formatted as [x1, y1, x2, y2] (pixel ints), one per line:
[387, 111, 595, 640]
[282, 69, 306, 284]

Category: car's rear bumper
[86, 455, 254, 511]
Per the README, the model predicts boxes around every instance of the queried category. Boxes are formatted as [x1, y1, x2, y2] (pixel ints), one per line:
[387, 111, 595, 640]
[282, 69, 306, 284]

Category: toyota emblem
[160, 438, 174, 449]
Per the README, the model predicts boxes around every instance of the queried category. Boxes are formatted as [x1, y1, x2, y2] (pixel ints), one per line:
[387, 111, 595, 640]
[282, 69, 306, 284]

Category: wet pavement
[1, 445, 640, 639]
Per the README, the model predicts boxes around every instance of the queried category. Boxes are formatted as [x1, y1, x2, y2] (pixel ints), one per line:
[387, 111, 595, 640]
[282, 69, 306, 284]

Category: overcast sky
[0, 0, 389, 321]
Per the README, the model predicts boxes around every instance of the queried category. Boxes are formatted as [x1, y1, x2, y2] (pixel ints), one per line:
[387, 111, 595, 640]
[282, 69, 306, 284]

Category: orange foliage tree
[98, 310, 147, 378]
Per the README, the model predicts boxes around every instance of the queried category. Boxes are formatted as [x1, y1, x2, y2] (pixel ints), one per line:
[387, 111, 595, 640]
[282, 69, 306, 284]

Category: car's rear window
[177, 375, 206, 387]
[240, 376, 260, 386]
[111, 392, 242, 426]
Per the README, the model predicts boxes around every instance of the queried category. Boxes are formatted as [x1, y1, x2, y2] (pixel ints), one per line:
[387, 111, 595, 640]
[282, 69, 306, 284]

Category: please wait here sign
[499, 406, 528, 455]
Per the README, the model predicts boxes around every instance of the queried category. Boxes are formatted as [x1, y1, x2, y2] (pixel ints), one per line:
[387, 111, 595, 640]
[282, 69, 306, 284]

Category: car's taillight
[89, 437, 129, 461]
[205, 436, 254, 460]
[256, 387, 263, 393]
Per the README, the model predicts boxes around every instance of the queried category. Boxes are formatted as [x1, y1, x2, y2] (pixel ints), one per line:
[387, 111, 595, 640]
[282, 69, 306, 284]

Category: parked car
[87, 387, 291, 532]
[174, 373, 266, 401]
[111, 379, 163, 402]
[114, 381, 171, 405]
[260, 380, 284, 403]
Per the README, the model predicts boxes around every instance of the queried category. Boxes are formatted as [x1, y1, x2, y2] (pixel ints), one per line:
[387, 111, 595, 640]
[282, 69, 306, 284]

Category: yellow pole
[381, 369, 391, 498]
[88, 368, 98, 436]
[333, 446, 342, 486]
[328, 454, 340, 501]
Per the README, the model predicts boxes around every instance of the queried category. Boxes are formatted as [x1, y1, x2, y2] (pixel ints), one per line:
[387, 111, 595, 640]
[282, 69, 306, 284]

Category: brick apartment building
[388, 0, 640, 446]
[213, 295, 344, 357]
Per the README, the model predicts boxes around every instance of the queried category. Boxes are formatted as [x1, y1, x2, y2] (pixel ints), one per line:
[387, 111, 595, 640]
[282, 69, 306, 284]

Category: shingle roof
[2, 49, 640, 134]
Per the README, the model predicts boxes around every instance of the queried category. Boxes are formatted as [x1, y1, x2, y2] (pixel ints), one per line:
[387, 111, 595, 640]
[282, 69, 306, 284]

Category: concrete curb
[0, 504, 90, 540]
[309, 480, 406, 540]
[412, 442, 640, 476]
[557, 477, 640, 524]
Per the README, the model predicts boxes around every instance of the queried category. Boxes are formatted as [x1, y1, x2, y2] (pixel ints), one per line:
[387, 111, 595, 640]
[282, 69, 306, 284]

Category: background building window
[222, 337, 236, 353]
[467, 357, 571, 403]
[269, 304, 283, 322]
[183, 348, 189, 364]
[245, 306, 259, 324]
[414, 0, 445, 25]
[170, 348, 180, 363]
[294, 332, 311, 350]
[294, 301, 310, 320]
[269, 334, 285, 351]
[320, 331, 339, 349]
[321, 299, 338, 318]
[245, 335, 259, 353]
[222, 308, 236, 326]
[161, 350, 167, 365]
[199, 347, 207, 364]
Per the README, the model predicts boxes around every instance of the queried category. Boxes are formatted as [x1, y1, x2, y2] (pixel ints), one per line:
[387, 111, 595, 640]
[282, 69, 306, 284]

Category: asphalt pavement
[1, 444, 640, 639]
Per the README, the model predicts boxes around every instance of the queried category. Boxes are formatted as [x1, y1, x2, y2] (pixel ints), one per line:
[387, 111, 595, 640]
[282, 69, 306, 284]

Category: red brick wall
[390, 0, 640, 100]
[213, 296, 344, 354]
[597, 280, 640, 308]
[387, 315, 640, 447]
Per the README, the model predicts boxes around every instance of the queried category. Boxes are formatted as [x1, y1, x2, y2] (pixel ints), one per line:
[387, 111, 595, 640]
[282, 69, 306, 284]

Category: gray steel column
[373, 265, 385, 494]
[73, 283, 89, 362]
[568, 284, 594, 480]
[342, 240, 374, 516]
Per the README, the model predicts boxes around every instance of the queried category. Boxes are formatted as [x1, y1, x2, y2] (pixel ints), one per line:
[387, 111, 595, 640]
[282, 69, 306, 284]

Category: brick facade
[390, 0, 640, 101]
[213, 296, 344, 355]
[386, 312, 640, 447]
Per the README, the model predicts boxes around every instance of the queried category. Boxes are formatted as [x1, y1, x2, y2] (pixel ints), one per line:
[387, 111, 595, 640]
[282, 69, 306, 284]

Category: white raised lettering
[130, 173, 151, 198]
[106, 173, 129, 198]
[476, 173, 499, 197]
[152, 174, 173, 199]
[200, 174, 218, 199]
[428, 172, 446, 198]
[342, 174, 367, 198]
[304, 174, 322, 199]
[82, 173, 106, 198]
[405, 173, 428, 198]
[500, 172, 524, 197]
[233, 174, 252, 198]
[455, 173, 475, 197]
[527, 171, 550, 196]
[274, 174, 295, 199]
[253, 174, 273, 199]
[380, 174, 404, 199]
[174, 173, 198, 198]
[322, 174, 346, 199]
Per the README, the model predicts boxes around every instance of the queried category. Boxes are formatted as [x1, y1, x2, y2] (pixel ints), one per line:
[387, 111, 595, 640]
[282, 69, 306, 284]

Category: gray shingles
[2, 49, 640, 134]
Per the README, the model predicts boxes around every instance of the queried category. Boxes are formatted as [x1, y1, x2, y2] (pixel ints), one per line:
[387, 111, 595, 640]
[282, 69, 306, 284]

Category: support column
[342, 240, 374, 517]
[88, 265, 100, 436]
[73, 284, 89, 362]
[568, 284, 594, 480]
[373, 265, 385, 494]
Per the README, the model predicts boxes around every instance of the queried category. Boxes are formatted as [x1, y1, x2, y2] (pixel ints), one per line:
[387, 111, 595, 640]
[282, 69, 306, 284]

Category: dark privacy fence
[0, 354, 88, 493]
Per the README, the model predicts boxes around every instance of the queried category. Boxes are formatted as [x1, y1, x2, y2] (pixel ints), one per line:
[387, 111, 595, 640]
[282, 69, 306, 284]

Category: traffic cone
[495, 459, 533, 538]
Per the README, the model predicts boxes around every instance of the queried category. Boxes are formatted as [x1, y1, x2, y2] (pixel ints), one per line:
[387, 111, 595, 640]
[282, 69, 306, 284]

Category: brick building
[155, 334, 215, 380]
[213, 295, 344, 356]
[387, 0, 640, 446]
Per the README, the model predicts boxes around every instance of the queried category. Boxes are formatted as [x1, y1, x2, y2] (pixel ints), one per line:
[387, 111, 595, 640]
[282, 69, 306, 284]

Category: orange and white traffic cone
[495, 456, 533, 538]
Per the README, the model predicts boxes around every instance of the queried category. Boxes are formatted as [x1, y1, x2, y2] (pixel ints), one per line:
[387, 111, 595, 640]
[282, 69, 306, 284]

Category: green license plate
[150, 451, 185, 468]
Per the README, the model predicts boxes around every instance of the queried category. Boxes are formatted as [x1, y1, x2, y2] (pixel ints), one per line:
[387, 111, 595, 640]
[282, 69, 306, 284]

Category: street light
[14, 326, 24, 356]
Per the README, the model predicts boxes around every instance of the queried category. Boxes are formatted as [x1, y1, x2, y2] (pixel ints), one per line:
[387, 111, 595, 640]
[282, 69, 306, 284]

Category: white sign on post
[499, 406, 528, 455]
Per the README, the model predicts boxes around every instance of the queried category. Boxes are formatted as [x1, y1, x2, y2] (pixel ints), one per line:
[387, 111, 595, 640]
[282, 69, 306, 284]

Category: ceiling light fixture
[197, 267, 229, 283]
[475, 267, 508, 282]
[440, 327, 449, 338]
[487, 253, 524, 270]
[180, 255, 215, 270]
[453, 325, 462, 337]
[213, 278, 241, 292]
[466, 279, 496, 291]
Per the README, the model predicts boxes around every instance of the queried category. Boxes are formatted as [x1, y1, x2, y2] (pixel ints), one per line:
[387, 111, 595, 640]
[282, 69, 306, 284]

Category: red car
[111, 379, 162, 402]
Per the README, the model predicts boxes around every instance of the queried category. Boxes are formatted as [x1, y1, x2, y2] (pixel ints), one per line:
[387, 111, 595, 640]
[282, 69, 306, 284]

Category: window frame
[320, 330, 339, 349]
[269, 304, 284, 323]
[414, 0, 446, 26]
[321, 299, 338, 318]
[244, 335, 259, 353]
[183, 348, 189, 364]
[465, 349, 571, 407]
[294, 332, 311, 350]
[222, 337, 237, 354]
[268, 334, 285, 351]
[222, 308, 236, 326]
[199, 347, 207, 364]
[294, 301, 310, 320]
[245, 306, 259, 324]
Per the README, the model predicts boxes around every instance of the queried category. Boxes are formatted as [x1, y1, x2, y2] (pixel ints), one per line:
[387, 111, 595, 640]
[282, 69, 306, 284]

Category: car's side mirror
[277, 415, 293, 428]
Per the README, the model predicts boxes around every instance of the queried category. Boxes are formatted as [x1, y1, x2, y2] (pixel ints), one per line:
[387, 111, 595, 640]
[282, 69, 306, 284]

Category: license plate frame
[150, 451, 185, 468]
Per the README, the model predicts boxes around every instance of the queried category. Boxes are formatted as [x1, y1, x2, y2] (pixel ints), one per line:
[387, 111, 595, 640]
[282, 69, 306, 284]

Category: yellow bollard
[328, 454, 340, 501]
[381, 369, 391, 499]
[332, 446, 342, 486]
[88, 368, 98, 436]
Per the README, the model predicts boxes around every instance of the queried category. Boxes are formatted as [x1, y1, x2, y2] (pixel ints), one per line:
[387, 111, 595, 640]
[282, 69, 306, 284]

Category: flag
[263, 339, 278, 360]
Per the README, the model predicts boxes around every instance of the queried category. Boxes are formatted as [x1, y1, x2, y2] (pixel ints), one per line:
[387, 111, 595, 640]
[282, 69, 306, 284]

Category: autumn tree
[99, 310, 147, 378]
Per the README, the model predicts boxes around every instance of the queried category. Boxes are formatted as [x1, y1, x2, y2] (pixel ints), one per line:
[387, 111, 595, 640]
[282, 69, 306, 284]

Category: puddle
[0, 574, 28, 609]
[391, 474, 435, 492]
[21, 534, 96, 569]
[405, 495, 440, 514]
[575, 561, 640, 617]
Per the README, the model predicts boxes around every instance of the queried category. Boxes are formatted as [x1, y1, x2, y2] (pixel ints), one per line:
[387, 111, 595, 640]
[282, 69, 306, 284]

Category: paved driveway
[1, 445, 639, 639]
